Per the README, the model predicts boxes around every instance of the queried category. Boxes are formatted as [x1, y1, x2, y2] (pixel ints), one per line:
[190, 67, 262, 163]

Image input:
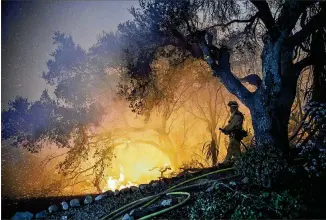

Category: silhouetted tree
[310, 27, 326, 103]
[1, 31, 121, 193]
[1, 32, 119, 150]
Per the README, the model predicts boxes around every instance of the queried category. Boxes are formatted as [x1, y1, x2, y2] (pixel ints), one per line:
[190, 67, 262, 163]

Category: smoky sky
[1, 0, 138, 110]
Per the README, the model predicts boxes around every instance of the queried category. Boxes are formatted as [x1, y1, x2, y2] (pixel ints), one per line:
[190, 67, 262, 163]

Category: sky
[1, 0, 138, 109]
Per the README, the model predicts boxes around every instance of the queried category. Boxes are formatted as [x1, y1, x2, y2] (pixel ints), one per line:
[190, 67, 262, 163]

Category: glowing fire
[107, 166, 138, 191]
[105, 145, 174, 191]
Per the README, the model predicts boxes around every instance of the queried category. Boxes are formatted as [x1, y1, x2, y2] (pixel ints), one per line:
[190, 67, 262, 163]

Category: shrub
[188, 182, 301, 220]
[297, 140, 326, 178]
[235, 145, 287, 188]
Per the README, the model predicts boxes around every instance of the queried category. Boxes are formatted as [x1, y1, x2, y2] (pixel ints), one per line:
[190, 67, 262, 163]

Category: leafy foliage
[1, 31, 122, 193]
[294, 101, 326, 178]
[202, 139, 218, 166]
[297, 140, 326, 178]
[235, 145, 287, 188]
[1, 91, 73, 151]
[1, 32, 121, 151]
[57, 125, 115, 192]
[117, 0, 259, 114]
[188, 182, 301, 220]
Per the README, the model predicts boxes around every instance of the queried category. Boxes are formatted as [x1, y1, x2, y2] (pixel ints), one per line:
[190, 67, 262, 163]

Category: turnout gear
[220, 105, 246, 164]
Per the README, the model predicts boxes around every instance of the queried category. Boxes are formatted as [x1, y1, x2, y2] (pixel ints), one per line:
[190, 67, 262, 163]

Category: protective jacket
[222, 110, 244, 163]
[223, 110, 244, 136]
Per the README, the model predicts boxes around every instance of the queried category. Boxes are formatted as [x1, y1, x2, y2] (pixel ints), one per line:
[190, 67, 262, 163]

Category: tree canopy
[117, 0, 326, 152]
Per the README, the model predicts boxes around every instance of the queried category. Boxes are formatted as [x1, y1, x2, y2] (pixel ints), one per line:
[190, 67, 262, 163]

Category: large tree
[118, 0, 326, 156]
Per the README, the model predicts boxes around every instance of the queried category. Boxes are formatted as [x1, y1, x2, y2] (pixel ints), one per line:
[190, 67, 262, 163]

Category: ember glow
[105, 144, 174, 191]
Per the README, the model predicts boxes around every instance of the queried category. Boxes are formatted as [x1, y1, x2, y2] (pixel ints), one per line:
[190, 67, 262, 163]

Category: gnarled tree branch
[287, 7, 326, 48]
[277, 1, 316, 34]
[203, 12, 259, 30]
[199, 36, 253, 107]
[250, 0, 275, 31]
[294, 56, 312, 75]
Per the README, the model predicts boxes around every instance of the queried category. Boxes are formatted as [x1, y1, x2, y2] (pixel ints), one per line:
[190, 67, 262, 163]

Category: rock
[35, 210, 47, 218]
[229, 181, 237, 186]
[161, 199, 172, 207]
[61, 216, 68, 220]
[122, 213, 134, 220]
[114, 189, 120, 196]
[206, 186, 214, 192]
[95, 194, 106, 201]
[150, 181, 159, 187]
[139, 184, 147, 191]
[48, 204, 59, 213]
[84, 195, 93, 204]
[12, 212, 33, 220]
[130, 186, 139, 192]
[194, 178, 210, 185]
[129, 209, 136, 216]
[70, 198, 80, 207]
[242, 177, 249, 184]
[61, 201, 69, 210]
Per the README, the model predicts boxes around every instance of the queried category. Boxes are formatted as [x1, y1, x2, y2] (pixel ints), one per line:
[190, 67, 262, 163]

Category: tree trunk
[210, 133, 218, 166]
[250, 95, 293, 153]
[200, 34, 299, 157]
[95, 183, 102, 194]
[158, 133, 179, 169]
[248, 37, 298, 155]
[311, 28, 326, 103]
[93, 177, 102, 194]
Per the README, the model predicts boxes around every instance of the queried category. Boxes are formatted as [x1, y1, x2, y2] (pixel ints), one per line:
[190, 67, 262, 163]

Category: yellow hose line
[294, 158, 304, 161]
[136, 157, 303, 219]
[99, 196, 154, 220]
[138, 192, 191, 220]
[141, 167, 235, 208]
[138, 175, 239, 220]
[100, 167, 236, 220]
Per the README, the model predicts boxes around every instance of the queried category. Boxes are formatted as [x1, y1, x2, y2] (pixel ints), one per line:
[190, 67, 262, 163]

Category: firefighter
[219, 101, 245, 165]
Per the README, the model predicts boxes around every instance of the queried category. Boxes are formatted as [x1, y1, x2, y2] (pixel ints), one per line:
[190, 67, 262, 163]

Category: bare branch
[277, 1, 316, 34]
[41, 152, 67, 167]
[185, 107, 208, 123]
[203, 12, 259, 30]
[200, 40, 253, 107]
[250, 0, 275, 31]
[294, 56, 312, 75]
[287, 8, 326, 48]
[165, 29, 203, 58]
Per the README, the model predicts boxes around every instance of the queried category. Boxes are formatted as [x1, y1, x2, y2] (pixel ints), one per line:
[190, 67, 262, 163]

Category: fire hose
[138, 192, 191, 220]
[100, 167, 237, 220]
